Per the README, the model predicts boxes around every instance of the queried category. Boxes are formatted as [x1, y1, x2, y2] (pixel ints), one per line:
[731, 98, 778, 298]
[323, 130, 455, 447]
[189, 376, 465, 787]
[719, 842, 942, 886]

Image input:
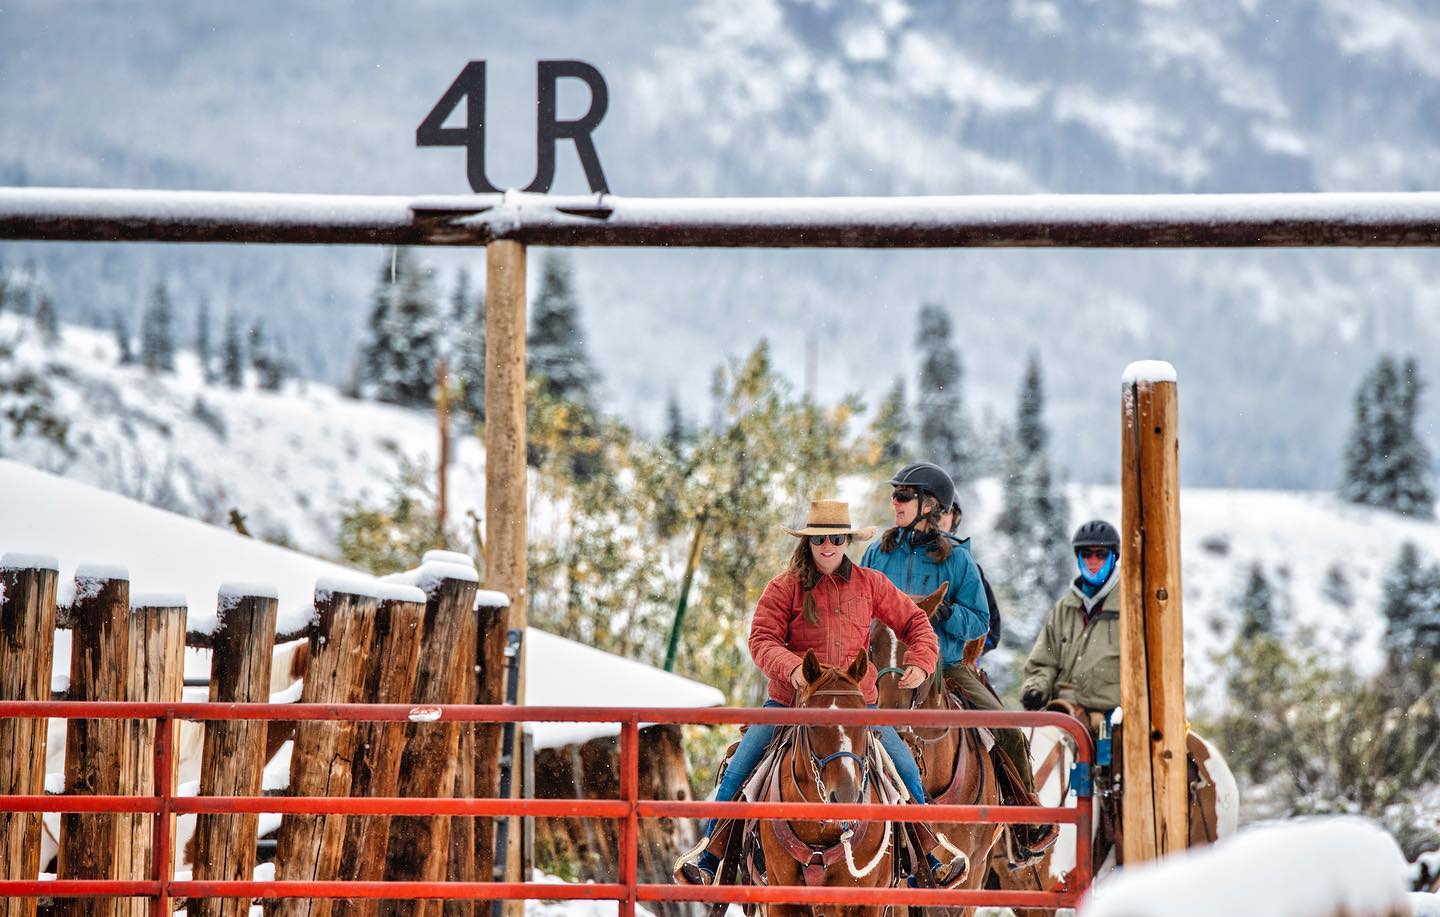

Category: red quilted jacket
[749, 558, 939, 706]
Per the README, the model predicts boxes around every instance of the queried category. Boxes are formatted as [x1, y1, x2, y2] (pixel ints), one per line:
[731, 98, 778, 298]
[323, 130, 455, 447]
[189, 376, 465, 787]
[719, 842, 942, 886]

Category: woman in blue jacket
[861, 461, 1056, 861]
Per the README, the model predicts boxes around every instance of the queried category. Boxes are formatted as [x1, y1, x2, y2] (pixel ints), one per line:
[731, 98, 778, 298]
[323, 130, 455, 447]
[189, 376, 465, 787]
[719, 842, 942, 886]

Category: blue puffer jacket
[860, 529, 990, 669]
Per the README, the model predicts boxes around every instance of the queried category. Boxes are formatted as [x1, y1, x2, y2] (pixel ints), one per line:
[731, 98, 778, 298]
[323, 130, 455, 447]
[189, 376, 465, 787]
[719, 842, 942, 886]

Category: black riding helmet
[887, 461, 956, 512]
[1071, 519, 1120, 550]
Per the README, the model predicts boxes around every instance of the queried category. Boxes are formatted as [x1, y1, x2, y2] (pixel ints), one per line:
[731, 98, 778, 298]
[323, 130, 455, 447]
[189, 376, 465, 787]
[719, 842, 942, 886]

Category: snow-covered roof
[0, 459, 722, 748]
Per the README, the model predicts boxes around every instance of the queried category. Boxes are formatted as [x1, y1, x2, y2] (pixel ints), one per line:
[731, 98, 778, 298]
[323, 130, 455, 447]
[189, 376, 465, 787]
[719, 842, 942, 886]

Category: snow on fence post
[188, 584, 278, 917]
[271, 580, 380, 917]
[1119, 361, 1189, 864]
[484, 238, 529, 915]
[56, 564, 131, 917]
[471, 592, 512, 893]
[0, 555, 59, 917]
[381, 562, 478, 917]
[333, 584, 427, 917]
[118, 595, 185, 917]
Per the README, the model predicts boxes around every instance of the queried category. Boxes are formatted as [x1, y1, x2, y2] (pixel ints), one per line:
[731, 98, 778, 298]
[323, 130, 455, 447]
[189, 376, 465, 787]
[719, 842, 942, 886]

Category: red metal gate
[0, 701, 1093, 913]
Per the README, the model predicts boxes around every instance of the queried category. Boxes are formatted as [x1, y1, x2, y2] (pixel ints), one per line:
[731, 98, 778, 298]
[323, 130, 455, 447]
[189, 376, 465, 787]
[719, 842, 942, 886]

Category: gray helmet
[1072, 520, 1120, 550]
[888, 462, 955, 512]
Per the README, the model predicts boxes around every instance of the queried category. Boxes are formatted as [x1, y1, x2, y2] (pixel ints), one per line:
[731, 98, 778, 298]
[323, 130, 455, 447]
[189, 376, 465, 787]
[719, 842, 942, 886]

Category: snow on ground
[0, 314, 484, 556]
[1080, 816, 1413, 917]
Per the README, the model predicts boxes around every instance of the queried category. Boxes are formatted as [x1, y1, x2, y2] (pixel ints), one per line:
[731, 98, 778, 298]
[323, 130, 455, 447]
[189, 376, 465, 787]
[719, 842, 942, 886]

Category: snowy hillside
[960, 477, 1440, 711]
[0, 312, 482, 557]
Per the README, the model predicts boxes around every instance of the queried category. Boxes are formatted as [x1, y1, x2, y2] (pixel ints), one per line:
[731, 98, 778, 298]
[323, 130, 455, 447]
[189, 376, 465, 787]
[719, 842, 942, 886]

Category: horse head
[871, 582, 948, 710]
[795, 648, 871, 805]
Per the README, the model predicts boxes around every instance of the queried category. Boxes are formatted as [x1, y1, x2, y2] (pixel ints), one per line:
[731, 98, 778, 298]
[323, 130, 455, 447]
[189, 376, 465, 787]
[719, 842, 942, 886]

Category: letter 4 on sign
[417, 60, 610, 194]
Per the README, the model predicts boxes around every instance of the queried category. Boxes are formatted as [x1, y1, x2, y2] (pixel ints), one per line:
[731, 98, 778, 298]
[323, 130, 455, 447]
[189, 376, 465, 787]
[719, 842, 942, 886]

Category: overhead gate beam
[2, 188, 1440, 247]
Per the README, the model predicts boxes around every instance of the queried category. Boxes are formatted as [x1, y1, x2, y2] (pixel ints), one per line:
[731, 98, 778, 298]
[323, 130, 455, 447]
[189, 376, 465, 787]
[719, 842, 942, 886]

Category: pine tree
[1380, 542, 1440, 675]
[1239, 562, 1278, 641]
[196, 298, 215, 384]
[361, 248, 440, 406]
[914, 303, 973, 485]
[1341, 355, 1435, 518]
[993, 354, 1070, 622]
[870, 376, 911, 468]
[663, 392, 690, 458]
[451, 269, 486, 422]
[527, 253, 598, 407]
[33, 291, 58, 346]
[249, 322, 288, 392]
[222, 312, 244, 389]
[113, 311, 135, 365]
[139, 281, 176, 373]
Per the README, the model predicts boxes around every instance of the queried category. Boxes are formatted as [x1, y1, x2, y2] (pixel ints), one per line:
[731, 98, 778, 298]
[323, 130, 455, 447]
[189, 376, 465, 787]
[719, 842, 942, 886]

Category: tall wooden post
[119, 597, 186, 917]
[190, 586, 278, 917]
[1119, 360, 1189, 864]
[0, 555, 59, 917]
[272, 582, 379, 917]
[57, 565, 131, 917]
[485, 239, 528, 909]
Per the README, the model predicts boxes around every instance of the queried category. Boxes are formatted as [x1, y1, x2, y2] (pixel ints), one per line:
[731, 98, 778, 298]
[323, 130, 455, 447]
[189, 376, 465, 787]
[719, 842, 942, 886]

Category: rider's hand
[789, 665, 807, 690]
[898, 665, 927, 689]
[1021, 689, 1045, 711]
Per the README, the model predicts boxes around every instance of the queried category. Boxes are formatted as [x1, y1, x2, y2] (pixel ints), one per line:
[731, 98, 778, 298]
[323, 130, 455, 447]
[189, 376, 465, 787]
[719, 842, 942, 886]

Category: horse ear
[847, 649, 868, 681]
[919, 582, 949, 616]
[802, 648, 823, 684]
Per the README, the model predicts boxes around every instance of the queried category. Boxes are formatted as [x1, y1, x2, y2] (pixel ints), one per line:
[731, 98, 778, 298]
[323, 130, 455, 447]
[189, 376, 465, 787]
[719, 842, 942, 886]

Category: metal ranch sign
[418, 60, 610, 195]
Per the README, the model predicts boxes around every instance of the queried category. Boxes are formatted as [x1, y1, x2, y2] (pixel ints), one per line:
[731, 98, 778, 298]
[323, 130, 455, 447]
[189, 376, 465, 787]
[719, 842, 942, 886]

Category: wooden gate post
[0, 555, 59, 917]
[334, 584, 427, 917]
[272, 581, 380, 917]
[485, 238, 528, 911]
[1119, 360, 1189, 864]
[119, 596, 186, 917]
[189, 585, 278, 917]
[57, 564, 131, 917]
[381, 565, 478, 917]
[472, 594, 512, 895]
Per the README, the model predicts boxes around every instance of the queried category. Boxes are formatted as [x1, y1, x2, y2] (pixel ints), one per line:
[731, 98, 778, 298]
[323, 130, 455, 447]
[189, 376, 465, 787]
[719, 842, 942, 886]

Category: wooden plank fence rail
[119, 597, 186, 917]
[0, 556, 60, 917]
[58, 565, 131, 917]
[271, 583, 380, 917]
[334, 586, 427, 917]
[188, 587, 278, 917]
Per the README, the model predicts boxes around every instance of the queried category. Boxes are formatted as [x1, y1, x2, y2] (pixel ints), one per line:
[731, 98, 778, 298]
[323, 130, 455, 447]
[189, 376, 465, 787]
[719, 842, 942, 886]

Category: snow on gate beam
[3, 187, 1440, 247]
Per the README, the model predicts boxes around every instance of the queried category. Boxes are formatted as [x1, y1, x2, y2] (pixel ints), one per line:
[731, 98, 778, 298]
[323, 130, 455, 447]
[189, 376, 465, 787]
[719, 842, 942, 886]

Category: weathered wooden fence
[0, 552, 554, 913]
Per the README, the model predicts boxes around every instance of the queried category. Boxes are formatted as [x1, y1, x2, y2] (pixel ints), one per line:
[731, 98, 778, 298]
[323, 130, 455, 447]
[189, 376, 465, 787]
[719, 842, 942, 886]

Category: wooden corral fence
[0, 553, 547, 916]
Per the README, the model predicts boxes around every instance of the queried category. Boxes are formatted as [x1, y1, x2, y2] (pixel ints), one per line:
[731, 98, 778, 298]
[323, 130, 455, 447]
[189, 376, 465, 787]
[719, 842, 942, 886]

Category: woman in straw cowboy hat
[673, 499, 967, 887]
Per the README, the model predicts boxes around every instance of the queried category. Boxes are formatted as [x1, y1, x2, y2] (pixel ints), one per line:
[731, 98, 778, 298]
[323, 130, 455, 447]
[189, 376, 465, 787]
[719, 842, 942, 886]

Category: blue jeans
[704, 700, 927, 838]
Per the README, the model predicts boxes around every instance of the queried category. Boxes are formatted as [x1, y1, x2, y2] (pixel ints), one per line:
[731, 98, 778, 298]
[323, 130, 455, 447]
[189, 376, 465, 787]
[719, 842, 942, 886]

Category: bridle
[795, 682, 872, 815]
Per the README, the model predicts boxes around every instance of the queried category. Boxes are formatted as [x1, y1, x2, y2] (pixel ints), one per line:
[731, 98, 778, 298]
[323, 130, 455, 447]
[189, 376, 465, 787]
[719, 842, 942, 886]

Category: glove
[1021, 689, 1045, 711]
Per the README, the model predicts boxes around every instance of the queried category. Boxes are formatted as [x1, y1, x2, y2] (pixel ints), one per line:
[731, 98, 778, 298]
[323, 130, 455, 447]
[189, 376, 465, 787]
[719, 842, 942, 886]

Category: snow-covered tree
[914, 303, 973, 486]
[248, 320, 289, 392]
[195, 298, 215, 384]
[1238, 562, 1278, 641]
[112, 311, 135, 365]
[527, 253, 598, 407]
[33, 291, 58, 346]
[993, 354, 1070, 623]
[1341, 355, 1435, 518]
[1380, 541, 1440, 676]
[361, 248, 440, 407]
[139, 281, 176, 373]
[869, 376, 911, 469]
[450, 268, 486, 423]
[221, 312, 244, 389]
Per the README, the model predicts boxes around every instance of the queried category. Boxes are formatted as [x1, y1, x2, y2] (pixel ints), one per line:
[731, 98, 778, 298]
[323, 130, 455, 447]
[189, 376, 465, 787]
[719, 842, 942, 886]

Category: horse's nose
[827, 790, 838, 804]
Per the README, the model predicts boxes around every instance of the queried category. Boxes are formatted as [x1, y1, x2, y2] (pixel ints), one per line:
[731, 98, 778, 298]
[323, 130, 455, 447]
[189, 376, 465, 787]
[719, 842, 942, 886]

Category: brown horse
[870, 585, 1003, 916]
[757, 648, 896, 917]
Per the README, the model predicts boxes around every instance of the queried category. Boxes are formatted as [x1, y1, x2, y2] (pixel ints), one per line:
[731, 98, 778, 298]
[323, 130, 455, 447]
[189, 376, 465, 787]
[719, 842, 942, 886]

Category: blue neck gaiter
[1077, 550, 1116, 592]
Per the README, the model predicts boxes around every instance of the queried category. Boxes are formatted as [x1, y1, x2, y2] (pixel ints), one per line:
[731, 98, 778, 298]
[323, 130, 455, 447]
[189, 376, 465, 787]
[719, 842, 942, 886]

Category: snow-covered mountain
[3, 0, 1440, 489]
[6, 314, 1439, 711]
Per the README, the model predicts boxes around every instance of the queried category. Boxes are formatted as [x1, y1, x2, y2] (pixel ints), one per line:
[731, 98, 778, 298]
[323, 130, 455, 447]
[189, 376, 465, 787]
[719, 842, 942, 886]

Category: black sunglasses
[1078, 547, 1112, 560]
[809, 534, 850, 546]
[890, 489, 919, 503]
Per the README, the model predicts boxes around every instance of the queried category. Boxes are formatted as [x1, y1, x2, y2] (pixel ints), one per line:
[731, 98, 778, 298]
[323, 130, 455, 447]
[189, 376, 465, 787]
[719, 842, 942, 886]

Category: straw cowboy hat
[783, 500, 877, 541]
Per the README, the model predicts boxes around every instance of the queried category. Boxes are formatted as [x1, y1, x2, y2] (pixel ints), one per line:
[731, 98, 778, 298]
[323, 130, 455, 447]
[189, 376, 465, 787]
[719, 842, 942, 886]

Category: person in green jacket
[1021, 520, 1122, 718]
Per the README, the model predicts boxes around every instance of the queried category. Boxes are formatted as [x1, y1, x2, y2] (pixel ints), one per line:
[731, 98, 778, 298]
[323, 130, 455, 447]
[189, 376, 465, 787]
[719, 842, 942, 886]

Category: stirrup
[672, 837, 716, 886]
[1008, 823, 1059, 866]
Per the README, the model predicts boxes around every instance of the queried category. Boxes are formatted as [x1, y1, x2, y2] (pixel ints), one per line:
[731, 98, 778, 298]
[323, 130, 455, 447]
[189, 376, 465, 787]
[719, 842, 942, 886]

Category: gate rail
[0, 701, 1094, 914]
